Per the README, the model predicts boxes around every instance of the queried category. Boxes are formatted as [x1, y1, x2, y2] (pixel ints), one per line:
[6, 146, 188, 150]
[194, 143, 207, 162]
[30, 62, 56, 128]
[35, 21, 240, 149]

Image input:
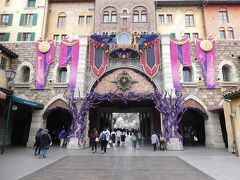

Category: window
[185, 15, 194, 27]
[1, 14, 10, 25]
[61, 34, 67, 40]
[78, 16, 85, 25]
[22, 33, 31, 41]
[0, 57, 7, 70]
[184, 33, 190, 39]
[133, 10, 139, 22]
[166, 14, 172, 24]
[141, 10, 147, 22]
[17, 32, 35, 41]
[58, 67, 67, 83]
[24, 14, 33, 25]
[0, 33, 10, 41]
[219, 11, 229, 23]
[53, 35, 59, 42]
[20, 14, 37, 26]
[227, 28, 234, 39]
[219, 29, 225, 39]
[57, 16, 66, 28]
[111, 11, 117, 22]
[192, 33, 199, 39]
[183, 67, 192, 82]
[27, 0, 36, 7]
[103, 11, 109, 23]
[86, 16, 92, 24]
[123, 18, 127, 26]
[222, 66, 230, 81]
[22, 66, 30, 83]
[159, 14, 164, 24]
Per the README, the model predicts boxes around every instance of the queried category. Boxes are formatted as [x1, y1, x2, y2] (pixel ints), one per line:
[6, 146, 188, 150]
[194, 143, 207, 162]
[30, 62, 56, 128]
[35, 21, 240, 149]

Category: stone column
[67, 36, 89, 149]
[27, 110, 44, 147]
[205, 111, 225, 148]
[160, 34, 174, 92]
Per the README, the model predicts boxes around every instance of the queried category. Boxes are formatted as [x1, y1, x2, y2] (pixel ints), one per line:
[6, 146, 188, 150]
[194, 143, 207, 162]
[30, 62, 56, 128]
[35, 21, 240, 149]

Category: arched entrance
[43, 100, 72, 145]
[181, 99, 207, 146]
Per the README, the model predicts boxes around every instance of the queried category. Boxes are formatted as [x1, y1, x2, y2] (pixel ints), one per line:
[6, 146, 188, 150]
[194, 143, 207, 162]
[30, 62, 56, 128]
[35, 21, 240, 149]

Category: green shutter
[4, 33, 10, 41]
[19, 14, 24, 26]
[17, 33, 22, 41]
[32, 14, 38, 26]
[170, 33, 176, 38]
[8, 14, 13, 26]
[30, 32, 35, 41]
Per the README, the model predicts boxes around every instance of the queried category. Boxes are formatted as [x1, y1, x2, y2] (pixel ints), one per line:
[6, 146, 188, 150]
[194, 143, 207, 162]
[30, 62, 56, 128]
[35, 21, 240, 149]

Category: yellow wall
[46, 2, 94, 39]
[223, 97, 240, 155]
[156, 6, 205, 39]
[0, 0, 48, 41]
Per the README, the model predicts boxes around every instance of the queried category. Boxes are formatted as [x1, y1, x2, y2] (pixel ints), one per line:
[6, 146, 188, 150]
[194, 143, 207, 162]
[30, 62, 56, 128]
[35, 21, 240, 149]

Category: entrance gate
[64, 90, 185, 149]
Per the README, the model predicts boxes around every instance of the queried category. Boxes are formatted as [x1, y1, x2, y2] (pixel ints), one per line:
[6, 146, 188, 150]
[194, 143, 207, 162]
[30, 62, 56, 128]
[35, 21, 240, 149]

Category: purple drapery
[195, 38, 216, 88]
[170, 38, 191, 91]
[36, 40, 55, 90]
[58, 40, 79, 91]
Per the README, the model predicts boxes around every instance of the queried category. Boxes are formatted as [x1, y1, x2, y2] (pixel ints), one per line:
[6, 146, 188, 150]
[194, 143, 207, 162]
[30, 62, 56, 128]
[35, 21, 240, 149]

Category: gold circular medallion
[38, 41, 50, 53]
[200, 40, 213, 52]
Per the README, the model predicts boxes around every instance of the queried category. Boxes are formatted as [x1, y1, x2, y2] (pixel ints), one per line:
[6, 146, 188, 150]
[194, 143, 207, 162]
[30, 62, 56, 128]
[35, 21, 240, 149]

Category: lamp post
[1, 68, 16, 154]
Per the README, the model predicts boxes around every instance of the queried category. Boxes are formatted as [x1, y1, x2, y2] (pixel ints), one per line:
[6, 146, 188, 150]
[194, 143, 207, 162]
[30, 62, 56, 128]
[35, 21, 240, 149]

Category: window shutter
[8, 14, 13, 26]
[4, 33, 10, 41]
[33, 14, 38, 26]
[170, 33, 176, 38]
[19, 14, 24, 26]
[30, 32, 35, 41]
[17, 33, 22, 41]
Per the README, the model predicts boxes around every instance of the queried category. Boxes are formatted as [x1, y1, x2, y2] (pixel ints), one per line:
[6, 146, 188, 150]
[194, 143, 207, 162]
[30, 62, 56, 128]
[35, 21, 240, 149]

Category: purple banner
[170, 38, 191, 91]
[195, 38, 216, 88]
[58, 40, 79, 91]
[36, 40, 55, 90]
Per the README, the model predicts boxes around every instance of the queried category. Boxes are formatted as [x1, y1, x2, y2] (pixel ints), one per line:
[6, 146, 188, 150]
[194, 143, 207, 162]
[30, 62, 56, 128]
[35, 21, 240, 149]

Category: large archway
[43, 100, 72, 145]
[181, 99, 207, 146]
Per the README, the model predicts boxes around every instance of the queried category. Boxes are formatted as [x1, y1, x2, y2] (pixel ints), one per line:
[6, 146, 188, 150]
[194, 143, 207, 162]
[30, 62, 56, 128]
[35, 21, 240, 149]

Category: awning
[0, 91, 6, 100]
[12, 96, 44, 110]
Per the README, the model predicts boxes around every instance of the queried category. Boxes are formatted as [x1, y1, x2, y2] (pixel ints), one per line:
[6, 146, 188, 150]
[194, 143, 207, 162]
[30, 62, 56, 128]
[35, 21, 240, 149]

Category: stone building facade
[1, 0, 240, 152]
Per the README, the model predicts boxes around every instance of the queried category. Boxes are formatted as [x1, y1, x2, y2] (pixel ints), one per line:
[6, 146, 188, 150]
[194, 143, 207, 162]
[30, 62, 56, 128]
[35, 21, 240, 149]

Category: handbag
[95, 137, 99, 142]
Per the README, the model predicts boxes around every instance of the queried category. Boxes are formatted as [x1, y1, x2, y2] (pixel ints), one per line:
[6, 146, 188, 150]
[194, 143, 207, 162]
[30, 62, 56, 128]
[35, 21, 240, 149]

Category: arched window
[22, 66, 30, 83]
[111, 11, 117, 22]
[58, 67, 67, 83]
[141, 10, 147, 22]
[219, 8, 229, 23]
[227, 27, 234, 39]
[133, 10, 139, 22]
[103, 11, 109, 23]
[57, 12, 66, 28]
[183, 67, 192, 82]
[222, 66, 230, 81]
[219, 27, 225, 39]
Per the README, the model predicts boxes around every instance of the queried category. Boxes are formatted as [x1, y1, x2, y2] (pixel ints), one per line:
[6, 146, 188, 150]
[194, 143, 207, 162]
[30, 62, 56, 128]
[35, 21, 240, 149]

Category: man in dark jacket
[34, 128, 42, 156]
[39, 129, 52, 158]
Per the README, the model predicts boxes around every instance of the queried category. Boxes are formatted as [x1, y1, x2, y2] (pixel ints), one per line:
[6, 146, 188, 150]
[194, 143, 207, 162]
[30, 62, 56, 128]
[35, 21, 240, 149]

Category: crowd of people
[90, 127, 167, 154]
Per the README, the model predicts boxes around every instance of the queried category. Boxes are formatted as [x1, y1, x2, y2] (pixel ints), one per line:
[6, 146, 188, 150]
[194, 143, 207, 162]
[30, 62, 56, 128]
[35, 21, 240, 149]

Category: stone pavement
[1, 145, 240, 180]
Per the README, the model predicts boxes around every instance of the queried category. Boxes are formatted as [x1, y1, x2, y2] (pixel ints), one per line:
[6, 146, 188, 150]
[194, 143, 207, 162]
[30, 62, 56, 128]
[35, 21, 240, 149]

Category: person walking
[34, 128, 42, 156]
[111, 129, 116, 146]
[159, 132, 165, 151]
[131, 131, 137, 149]
[90, 128, 98, 153]
[99, 128, 109, 154]
[137, 130, 142, 150]
[116, 129, 122, 147]
[151, 131, 159, 151]
[39, 129, 52, 158]
[59, 129, 66, 147]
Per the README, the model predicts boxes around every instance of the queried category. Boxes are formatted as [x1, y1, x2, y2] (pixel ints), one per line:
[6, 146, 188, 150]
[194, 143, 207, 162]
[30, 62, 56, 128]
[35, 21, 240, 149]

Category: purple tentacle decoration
[64, 89, 185, 143]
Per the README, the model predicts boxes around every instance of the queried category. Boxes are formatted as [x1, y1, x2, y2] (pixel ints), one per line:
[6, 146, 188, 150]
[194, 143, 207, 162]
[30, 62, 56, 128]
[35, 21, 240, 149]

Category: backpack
[101, 132, 107, 141]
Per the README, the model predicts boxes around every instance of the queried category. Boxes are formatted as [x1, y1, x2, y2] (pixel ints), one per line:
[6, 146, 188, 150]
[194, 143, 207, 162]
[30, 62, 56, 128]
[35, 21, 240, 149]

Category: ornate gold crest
[200, 40, 213, 52]
[38, 41, 50, 53]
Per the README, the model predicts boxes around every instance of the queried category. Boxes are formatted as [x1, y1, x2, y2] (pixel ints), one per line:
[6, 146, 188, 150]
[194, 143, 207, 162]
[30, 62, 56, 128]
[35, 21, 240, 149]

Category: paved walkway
[0, 145, 240, 180]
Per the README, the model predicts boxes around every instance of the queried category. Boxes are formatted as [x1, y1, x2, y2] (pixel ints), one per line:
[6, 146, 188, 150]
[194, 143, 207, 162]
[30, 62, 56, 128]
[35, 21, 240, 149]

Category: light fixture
[12, 104, 17, 111]
[5, 68, 16, 81]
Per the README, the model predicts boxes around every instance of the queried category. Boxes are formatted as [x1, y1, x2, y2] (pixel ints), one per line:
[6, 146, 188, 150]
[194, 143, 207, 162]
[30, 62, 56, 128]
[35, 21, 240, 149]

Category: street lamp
[1, 68, 16, 154]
